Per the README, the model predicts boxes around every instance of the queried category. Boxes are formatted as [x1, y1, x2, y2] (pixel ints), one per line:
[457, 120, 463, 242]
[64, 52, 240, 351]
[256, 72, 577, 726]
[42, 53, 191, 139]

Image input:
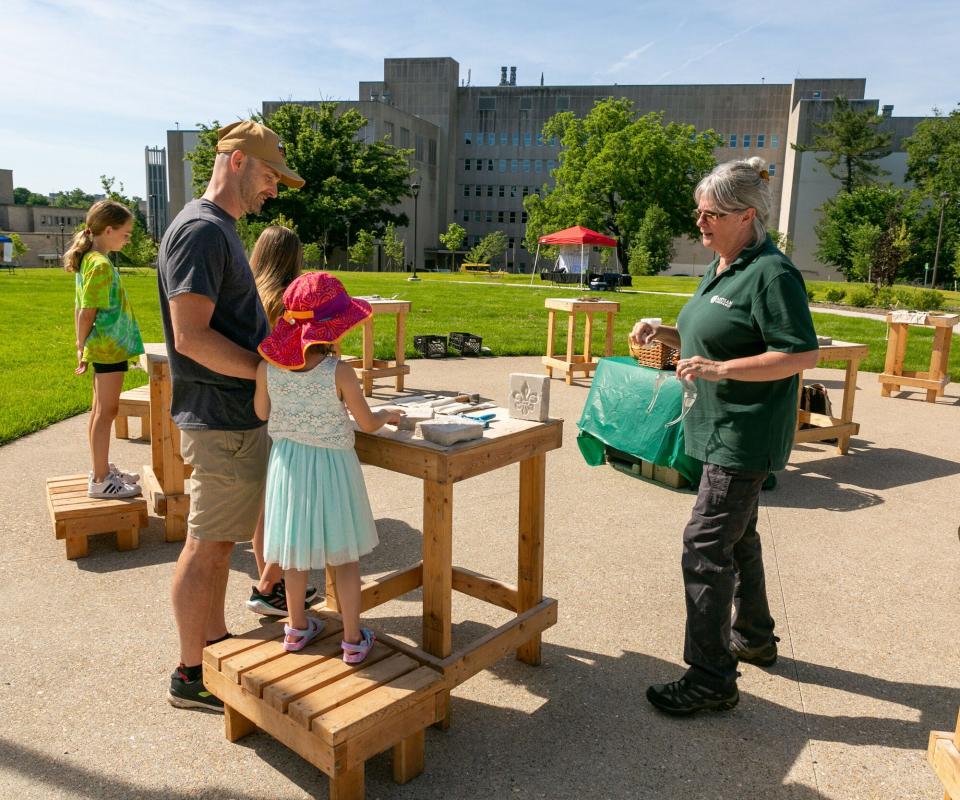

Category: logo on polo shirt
[710, 295, 733, 308]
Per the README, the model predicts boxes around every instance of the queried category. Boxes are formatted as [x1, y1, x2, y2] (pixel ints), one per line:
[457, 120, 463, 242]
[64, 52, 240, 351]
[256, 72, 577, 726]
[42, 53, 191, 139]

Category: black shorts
[91, 361, 129, 374]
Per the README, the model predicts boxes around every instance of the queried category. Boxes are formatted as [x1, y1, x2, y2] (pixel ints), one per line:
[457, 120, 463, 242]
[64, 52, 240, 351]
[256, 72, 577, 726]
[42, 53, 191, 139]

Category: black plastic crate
[449, 331, 483, 356]
[413, 334, 447, 358]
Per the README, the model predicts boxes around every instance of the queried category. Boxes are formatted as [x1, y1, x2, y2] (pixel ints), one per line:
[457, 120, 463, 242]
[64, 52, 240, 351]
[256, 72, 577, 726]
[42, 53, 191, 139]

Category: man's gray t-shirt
[157, 199, 269, 430]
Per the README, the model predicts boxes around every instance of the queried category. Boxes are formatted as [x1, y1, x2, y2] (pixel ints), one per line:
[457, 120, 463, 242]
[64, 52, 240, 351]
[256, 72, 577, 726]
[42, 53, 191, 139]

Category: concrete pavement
[1, 356, 958, 799]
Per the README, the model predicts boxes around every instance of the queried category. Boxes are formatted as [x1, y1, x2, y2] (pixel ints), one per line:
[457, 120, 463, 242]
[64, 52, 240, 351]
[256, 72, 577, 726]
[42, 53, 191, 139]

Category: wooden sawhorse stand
[542, 297, 619, 385]
[339, 299, 412, 397]
[879, 313, 958, 402]
[140, 345, 188, 542]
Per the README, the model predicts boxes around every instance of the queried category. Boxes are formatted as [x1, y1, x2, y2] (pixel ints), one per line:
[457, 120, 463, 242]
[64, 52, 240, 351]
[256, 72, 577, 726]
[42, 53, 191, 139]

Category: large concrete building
[163, 57, 931, 278]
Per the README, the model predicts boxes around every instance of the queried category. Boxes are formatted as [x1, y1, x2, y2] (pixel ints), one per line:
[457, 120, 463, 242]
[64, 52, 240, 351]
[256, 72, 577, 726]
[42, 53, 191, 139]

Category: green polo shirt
[676, 236, 818, 472]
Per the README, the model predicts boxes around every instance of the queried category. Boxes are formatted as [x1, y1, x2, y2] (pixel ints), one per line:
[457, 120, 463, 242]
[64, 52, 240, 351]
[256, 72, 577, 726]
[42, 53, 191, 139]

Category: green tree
[99, 176, 157, 268]
[524, 98, 720, 268]
[13, 187, 49, 205]
[302, 242, 323, 268]
[52, 188, 96, 208]
[466, 231, 508, 267]
[382, 223, 405, 271]
[815, 184, 906, 279]
[793, 96, 892, 193]
[348, 229, 375, 268]
[904, 106, 960, 284]
[627, 204, 674, 276]
[187, 104, 414, 259]
[438, 222, 467, 270]
[768, 228, 795, 257]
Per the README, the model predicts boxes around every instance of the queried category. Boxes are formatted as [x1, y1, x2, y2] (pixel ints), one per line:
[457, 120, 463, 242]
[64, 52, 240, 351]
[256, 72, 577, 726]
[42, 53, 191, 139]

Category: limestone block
[393, 405, 433, 431]
[415, 418, 484, 446]
[508, 373, 550, 421]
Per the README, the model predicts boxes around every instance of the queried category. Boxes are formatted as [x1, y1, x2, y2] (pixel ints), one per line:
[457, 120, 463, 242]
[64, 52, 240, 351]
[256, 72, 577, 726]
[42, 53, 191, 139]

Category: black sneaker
[646, 676, 739, 716]
[245, 579, 319, 616]
[730, 635, 780, 667]
[168, 666, 223, 713]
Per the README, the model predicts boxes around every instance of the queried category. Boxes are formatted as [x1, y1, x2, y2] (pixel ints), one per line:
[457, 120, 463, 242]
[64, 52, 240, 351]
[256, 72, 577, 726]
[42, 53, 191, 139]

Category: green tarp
[576, 357, 703, 485]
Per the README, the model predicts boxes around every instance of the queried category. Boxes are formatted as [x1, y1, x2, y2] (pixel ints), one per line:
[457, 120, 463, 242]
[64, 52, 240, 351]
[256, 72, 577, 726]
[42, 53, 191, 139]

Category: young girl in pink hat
[255, 272, 403, 659]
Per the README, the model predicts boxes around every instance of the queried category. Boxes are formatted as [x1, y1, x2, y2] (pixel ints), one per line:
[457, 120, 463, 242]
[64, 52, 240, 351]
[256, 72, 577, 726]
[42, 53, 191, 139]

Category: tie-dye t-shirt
[75, 251, 144, 364]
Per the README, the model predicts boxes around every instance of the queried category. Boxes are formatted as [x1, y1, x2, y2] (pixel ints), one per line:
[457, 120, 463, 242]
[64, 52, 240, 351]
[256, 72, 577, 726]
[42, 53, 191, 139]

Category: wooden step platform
[203, 613, 447, 800]
[928, 707, 960, 800]
[116, 384, 151, 441]
[46, 474, 148, 559]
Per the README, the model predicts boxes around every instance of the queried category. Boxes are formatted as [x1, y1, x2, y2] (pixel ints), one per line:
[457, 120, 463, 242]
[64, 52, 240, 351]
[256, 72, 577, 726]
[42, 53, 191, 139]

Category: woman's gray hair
[695, 157, 772, 247]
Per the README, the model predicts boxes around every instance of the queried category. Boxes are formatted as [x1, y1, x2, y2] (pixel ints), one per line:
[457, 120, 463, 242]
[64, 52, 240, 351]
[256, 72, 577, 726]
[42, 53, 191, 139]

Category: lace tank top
[266, 357, 354, 450]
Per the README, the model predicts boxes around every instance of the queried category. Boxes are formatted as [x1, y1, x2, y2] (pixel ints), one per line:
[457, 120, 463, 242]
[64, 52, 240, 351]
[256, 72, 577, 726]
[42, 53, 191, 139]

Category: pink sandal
[341, 628, 375, 664]
[283, 616, 325, 652]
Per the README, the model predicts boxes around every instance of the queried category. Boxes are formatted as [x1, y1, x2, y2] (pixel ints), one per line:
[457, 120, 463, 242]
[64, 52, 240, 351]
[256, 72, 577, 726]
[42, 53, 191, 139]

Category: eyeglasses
[692, 209, 728, 223]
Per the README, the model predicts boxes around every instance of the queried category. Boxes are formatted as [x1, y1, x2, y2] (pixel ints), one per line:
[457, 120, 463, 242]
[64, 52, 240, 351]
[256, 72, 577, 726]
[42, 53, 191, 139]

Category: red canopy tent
[530, 225, 619, 287]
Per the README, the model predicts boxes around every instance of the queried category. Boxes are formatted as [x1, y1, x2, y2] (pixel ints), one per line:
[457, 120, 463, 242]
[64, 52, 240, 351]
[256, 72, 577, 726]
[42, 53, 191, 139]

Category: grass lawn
[1, 269, 958, 446]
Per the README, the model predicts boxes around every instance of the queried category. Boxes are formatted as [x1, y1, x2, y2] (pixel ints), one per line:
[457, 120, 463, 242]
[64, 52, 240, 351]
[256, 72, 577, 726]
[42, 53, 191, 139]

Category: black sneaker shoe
[730, 635, 780, 667]
[646, 676, 739, 716]
[168, 666, 224, 713]
[245, 579, 319, 616]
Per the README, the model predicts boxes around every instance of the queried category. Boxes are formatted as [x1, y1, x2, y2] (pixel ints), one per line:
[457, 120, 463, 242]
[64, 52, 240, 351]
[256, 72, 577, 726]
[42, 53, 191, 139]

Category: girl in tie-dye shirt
[64, 200, 144, 499]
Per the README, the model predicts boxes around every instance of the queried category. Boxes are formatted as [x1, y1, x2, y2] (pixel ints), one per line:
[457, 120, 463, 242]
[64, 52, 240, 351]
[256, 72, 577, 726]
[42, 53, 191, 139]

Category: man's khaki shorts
[180, 427, 270, 543]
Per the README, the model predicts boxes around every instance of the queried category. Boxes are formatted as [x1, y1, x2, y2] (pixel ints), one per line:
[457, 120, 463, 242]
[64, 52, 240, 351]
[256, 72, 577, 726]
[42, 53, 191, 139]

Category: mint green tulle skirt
[263, 438, 379, 571]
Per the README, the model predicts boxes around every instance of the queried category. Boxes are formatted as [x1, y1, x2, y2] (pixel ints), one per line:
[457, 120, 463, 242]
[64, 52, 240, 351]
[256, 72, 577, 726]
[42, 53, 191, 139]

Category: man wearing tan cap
[157, 120, 304, 712]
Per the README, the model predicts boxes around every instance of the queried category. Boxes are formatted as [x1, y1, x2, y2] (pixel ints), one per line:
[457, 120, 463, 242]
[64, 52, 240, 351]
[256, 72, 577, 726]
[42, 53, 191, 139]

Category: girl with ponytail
[65, 199, 145, 499]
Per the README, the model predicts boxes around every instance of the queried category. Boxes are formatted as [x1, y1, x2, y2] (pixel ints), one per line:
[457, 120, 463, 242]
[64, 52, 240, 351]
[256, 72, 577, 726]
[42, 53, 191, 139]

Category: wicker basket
[629, 339, 678, 370]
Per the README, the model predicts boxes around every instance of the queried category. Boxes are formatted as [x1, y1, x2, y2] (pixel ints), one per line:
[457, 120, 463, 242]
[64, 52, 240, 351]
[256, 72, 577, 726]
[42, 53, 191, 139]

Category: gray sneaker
[730, 635, 780, 667]
[109, 463, 140, 483]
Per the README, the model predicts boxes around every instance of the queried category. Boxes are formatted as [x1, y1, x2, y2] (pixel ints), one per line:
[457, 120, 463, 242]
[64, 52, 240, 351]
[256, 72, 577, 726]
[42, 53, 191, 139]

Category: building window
[534, 159, 542, 173]
[486, 184, 494, 197]
[486, 210, 493, 223]
[384, 121, 394, 141]
[464, 130, 472, 145]
[522, 185, 529, 197]
[428, 138, 437, 165]
[510, 185, 517, 198]
[512, 132, 519, 146]
[556, 96, 571, 110]
[757, 134, 766, 148]
[768, 163, 776, 177]
[474, 184, 481, 197]
[729, 133, 737, 148]
[522, 159, 530, 172]
[400, 127, 410, 148]
[487, 132, 495, 145]
[743, 134, 751, 148]
[536, 133, 543, 146]
[523, 132, 532, 147]
[498, 211, 505, 223]
[499, 184, 505, 197]
[463, 184, 470, 197]
[463, 209, 469, 222]
[500, 132, 507, 145]
[521, 211, 528, 223]
[415, 134, 425, 161]
[547, 159, 555, 172]
[509, 211, 517, 223]
[476, 159, 483, 170]
[771, 135, 780, 148]
[812, 90, 822, 99]
[511, 159, 518, 173]
[488, 159, 494, 171]
[499, 159, 506, 173]
[478, 96, 496, 111]
[464, 159, 471, 171]
[474, 210, 482, 222]
[549, 135, 558, 146]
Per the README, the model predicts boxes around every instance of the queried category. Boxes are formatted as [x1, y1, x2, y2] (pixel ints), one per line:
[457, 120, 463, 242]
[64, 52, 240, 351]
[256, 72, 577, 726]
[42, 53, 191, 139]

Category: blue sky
[4, 0, 958, 199]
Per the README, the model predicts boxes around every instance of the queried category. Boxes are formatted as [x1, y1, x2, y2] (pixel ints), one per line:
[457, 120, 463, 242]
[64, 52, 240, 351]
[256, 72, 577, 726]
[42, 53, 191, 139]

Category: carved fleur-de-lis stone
[508, 373, 550, 421]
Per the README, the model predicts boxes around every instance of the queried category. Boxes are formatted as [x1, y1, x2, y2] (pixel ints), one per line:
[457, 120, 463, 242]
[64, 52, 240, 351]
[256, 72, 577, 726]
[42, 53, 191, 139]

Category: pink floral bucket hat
[258, 272, 372, 369]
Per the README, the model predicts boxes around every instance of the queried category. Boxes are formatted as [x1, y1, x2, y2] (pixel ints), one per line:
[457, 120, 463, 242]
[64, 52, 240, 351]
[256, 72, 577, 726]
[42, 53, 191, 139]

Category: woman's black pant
[681, 463, 775, 689]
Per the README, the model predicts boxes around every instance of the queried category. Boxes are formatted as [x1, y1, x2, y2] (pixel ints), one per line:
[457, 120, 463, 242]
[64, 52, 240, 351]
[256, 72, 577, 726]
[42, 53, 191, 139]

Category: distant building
[0, 169, 88, 267]
[158, 57, 932, 277]
[165, 129, 201, 222]
[144, 146, 169, 240]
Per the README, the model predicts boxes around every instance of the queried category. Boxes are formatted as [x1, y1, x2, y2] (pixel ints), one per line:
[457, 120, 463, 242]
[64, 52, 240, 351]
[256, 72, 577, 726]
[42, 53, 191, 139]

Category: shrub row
[818, 285, 944, 311]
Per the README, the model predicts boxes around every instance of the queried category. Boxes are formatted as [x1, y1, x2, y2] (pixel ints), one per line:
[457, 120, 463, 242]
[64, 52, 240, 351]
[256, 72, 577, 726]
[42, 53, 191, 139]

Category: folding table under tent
[529, 225, 620, 287]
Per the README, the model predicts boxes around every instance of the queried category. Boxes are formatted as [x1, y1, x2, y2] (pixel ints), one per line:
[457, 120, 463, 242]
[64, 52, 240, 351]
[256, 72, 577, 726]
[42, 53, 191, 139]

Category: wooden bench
[46, 474, 148, 559]
[115, 384, 151, 441]
[929, 707, 960, 800]
[203, 613, 447, 800]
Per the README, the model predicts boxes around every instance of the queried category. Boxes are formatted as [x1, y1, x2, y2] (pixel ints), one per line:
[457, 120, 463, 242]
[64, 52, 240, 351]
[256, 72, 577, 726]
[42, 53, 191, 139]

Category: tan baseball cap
[216, 120, 305, 189]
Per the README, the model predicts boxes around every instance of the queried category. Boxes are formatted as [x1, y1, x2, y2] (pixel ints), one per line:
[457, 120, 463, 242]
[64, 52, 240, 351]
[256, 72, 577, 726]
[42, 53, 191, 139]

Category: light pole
[408, 180, 420, 282]
[931, 191, 950, 289]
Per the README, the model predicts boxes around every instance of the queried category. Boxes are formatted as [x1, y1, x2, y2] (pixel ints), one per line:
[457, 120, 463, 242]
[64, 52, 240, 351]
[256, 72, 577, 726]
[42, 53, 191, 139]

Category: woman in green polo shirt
[630, 157, 819, 716]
